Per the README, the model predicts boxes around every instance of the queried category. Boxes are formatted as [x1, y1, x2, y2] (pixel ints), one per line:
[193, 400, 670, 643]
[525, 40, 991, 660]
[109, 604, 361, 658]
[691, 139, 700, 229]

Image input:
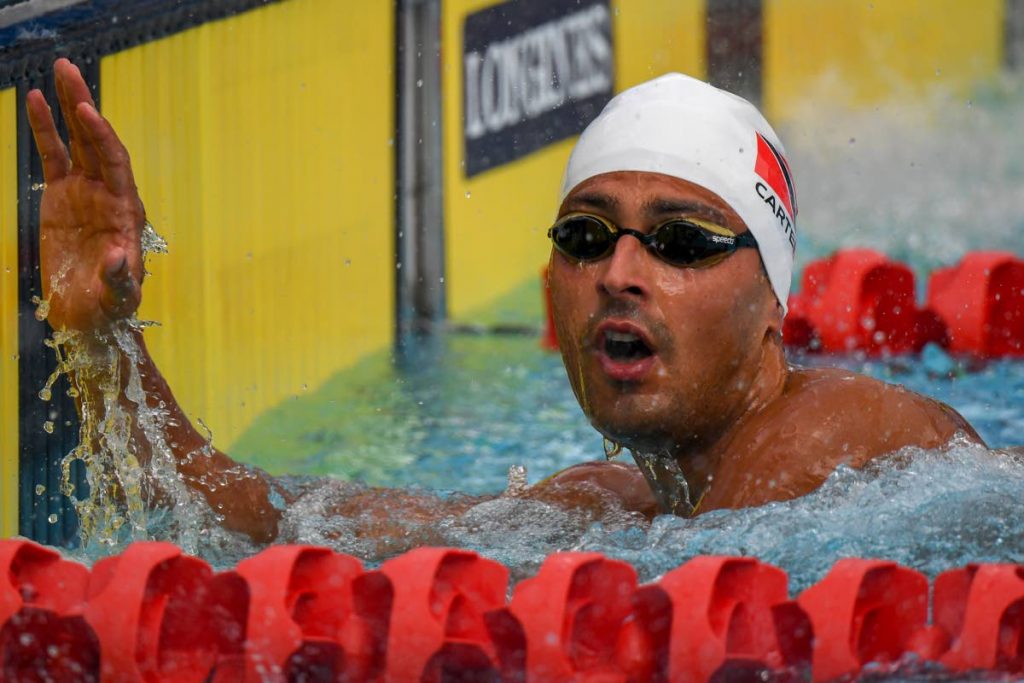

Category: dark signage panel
[463, 0, 614, 177]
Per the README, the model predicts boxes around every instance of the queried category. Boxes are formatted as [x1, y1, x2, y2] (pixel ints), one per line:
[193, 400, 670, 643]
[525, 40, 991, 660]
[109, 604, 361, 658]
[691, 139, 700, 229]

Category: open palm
[26, 58, 145, 332]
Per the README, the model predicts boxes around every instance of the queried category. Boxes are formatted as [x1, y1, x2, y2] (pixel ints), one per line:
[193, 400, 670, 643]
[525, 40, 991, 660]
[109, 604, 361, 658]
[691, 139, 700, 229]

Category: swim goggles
[547, 213, 758, 268]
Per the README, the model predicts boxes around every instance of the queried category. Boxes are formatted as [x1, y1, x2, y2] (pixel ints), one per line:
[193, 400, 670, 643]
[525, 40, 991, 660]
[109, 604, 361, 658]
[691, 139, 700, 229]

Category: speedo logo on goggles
[547, 213, 758, 268]
[754, 132, 797, 252]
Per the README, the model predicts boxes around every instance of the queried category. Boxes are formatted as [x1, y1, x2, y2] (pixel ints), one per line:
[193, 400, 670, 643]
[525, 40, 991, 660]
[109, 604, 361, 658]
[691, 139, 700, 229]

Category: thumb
[99, 249, 141, 320]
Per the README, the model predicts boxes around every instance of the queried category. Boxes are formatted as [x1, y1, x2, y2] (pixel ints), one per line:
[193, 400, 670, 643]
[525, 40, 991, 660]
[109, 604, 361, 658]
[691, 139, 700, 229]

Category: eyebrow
[564, 192, 731, 226]
[643, 198, 729, 225]
[563, 192, 619, 213]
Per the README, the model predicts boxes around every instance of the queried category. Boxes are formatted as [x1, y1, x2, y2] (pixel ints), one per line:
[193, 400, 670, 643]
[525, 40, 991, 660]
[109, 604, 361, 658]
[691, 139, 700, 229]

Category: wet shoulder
[703, 367, 983, 511]
[774, 366, 981, 461]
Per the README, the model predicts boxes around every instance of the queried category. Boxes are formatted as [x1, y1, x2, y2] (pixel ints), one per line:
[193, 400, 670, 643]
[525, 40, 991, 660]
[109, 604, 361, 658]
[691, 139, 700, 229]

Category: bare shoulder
[774, 366, 984, 461]
[705, 365, 984, 510]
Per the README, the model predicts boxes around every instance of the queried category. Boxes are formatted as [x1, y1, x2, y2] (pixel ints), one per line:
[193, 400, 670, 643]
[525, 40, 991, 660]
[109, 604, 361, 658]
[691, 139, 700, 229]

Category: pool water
[219, 331, 1024, 588]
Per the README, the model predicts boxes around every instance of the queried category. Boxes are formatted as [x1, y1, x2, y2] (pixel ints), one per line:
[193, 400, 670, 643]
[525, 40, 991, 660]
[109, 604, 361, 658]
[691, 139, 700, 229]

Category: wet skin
[28, 59, 983, 542]
[542, 171, 983, 511]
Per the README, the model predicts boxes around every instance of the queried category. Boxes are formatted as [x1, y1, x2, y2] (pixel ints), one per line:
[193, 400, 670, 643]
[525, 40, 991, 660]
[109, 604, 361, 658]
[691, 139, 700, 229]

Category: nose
[598, 233, 651, 300]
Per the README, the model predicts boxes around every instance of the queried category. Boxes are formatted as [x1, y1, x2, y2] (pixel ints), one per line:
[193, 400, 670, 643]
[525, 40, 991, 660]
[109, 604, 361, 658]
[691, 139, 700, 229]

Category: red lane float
[507, 552, 637, 679]
[784, 249, 1024, 356]
[379, 548, 510, 682]
[632, 556, 810, 681]
[926, 251, 1024, 358]
[233, 544, 387, 682]
[797, 559, 929, 680]
[6, 539, 1024, 681]
[0, 540, 95, 682]
[784, 249, 935, 355]
[933, 564, 1024, 672]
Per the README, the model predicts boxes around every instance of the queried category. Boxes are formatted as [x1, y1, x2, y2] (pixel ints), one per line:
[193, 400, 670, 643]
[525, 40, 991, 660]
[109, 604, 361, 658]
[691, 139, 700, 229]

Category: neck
[672, 334, 790, 506]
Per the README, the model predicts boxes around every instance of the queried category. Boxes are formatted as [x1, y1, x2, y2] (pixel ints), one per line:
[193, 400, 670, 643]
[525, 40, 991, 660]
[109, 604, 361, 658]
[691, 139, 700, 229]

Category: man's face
[548, 171, 779, 455]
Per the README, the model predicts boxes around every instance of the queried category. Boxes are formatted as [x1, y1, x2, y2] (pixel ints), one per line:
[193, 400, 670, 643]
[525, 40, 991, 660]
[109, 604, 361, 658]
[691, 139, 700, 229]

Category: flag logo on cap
[754, 132, 797, 220]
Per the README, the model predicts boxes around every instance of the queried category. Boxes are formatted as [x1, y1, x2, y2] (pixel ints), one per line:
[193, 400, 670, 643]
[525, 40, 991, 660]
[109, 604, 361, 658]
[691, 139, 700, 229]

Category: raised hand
[26, 58, 146, 332]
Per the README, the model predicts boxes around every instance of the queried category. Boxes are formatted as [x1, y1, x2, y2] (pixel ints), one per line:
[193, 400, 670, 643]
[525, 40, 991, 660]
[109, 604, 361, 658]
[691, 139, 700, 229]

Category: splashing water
[35, 224, 225, 558]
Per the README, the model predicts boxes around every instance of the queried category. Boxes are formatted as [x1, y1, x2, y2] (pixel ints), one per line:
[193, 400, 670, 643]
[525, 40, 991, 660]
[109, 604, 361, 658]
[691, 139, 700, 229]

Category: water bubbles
[35, 484, 45, 495]
[416, 78, 423, 88]
[38, 388, 51, 401]
[43, 420, 54, 433]
[344, 259, 352, 266]
[47, 514, 58, 524]
[505, 464, 528, 495]
[464, 190, 471, 199]
[32, 295, 49, 321]
[30, 182, 46, 192]
[19, 633, 34, 646]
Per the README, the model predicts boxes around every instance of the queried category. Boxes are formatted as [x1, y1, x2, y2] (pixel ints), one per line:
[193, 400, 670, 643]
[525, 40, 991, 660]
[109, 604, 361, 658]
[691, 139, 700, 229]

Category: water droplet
[30, 182, 46, 192]
[19, 633, 34, 646]
[465, 191, 471, 199]
[43, 420, 54, 433]
[416, 78, 423, 88]
[38, 388, 51, 401]
[35, 484, 45, 495]
[47, 514, 57, 524]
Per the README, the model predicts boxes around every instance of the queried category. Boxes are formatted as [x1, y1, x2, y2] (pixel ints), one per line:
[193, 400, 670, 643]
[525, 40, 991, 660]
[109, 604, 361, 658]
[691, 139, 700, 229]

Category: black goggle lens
[654, 221, 726, 265]
[549, 217, 613, 261]
[549, 215, 744, 267]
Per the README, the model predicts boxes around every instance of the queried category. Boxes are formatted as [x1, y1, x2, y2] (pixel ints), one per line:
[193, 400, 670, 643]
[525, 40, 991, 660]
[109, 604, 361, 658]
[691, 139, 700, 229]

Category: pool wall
[0, 0, 1016, 541]
[3, 537, 1024, 681]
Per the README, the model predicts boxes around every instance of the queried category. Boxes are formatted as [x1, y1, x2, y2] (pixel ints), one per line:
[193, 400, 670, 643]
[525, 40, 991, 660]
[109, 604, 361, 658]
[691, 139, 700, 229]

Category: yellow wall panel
[613, 0, 705, 89]
[0, 87, 18, 537]
[764, 0, 1004, 121]
[444, 0, 705, 321]
[100, 0, 394, 451]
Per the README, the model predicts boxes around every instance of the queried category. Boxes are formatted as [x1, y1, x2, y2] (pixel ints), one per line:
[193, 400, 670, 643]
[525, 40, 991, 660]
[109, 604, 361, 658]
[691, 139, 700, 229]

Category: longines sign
[462, 0, 614, 177]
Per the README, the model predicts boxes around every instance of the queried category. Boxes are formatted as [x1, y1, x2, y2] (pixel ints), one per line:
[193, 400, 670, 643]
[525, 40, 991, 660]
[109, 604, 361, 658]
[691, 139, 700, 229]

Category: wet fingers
[76, 102, 137, 196]
[25, 90, 70, 182]
[54, 58, 101, 178]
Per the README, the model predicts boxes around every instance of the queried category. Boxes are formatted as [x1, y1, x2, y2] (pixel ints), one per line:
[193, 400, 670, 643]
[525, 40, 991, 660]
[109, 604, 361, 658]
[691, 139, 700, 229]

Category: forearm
[71, 325, 281, 542]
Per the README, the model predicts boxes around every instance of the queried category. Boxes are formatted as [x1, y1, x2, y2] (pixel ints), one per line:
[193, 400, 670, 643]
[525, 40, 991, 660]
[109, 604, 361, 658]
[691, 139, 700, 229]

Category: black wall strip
[705, 0, 763, 106]
[0, 0, 284, 89]
[14, 61, 98, 545]
[1008, 0, 1024, 70]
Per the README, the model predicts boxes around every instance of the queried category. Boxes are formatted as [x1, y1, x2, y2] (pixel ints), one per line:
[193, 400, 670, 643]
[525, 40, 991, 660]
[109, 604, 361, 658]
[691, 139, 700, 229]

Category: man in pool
[26, 59, 982, 542]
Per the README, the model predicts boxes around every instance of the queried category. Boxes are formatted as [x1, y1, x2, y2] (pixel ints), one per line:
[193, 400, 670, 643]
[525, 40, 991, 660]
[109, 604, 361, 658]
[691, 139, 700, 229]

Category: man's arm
[27, 59, 282, 542]
[27, 59, 656, 544]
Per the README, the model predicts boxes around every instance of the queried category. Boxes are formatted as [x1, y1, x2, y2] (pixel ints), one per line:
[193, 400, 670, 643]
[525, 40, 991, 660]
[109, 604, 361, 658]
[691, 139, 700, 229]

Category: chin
[588, 408, 674, 454]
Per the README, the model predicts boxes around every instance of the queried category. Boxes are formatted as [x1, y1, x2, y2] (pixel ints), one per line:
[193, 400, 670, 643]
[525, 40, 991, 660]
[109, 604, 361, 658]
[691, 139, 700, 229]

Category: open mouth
[603, 329, 654, 362]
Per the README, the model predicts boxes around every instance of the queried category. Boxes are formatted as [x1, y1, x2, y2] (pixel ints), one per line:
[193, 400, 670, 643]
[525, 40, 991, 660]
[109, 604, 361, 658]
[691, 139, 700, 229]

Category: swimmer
[25, 59, 984, 543]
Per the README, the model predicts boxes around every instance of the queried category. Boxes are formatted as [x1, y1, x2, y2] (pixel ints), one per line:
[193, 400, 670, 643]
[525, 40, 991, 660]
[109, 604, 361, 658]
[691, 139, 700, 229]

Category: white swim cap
[560, 73, 797, 312]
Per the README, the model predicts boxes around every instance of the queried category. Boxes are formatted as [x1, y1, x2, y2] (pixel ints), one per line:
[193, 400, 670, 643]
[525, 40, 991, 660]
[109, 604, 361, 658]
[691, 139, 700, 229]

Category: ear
[760, 281, 786, 346]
